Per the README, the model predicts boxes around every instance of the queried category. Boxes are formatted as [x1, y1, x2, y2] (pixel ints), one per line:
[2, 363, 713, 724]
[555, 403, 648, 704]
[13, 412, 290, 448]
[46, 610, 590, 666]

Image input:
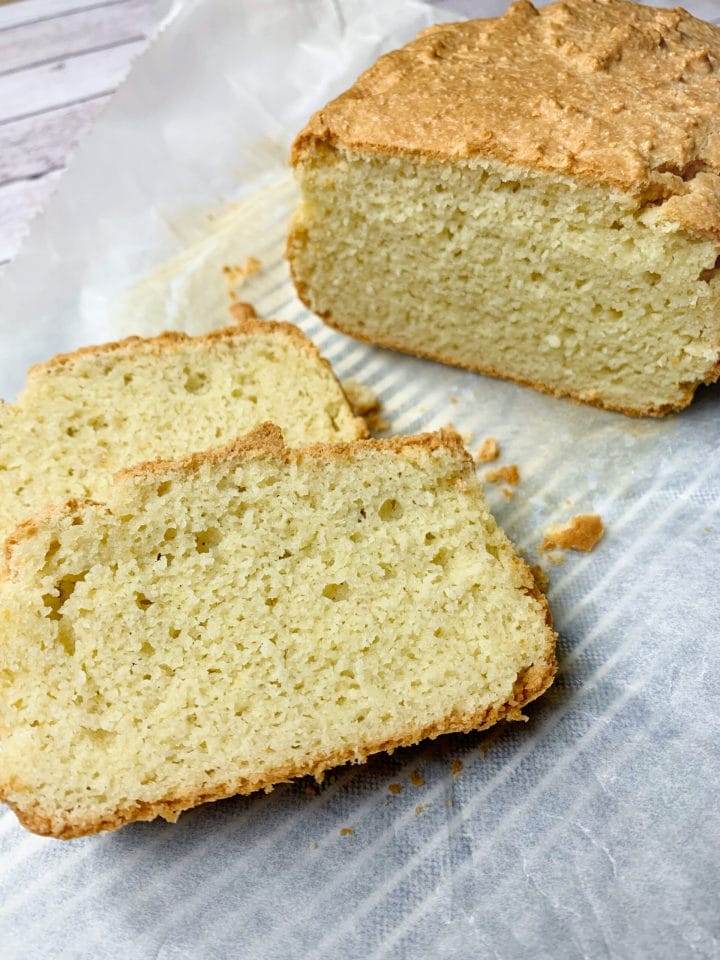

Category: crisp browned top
[293, 0, 720, 239]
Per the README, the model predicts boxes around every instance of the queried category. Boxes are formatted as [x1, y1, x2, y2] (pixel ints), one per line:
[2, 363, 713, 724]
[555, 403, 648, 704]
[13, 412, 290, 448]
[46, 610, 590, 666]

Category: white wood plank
[0, 167, 63, 262]
[0, 37, 147, 123]
[0, 0, 153, 75]
[0, 0, 128, 32]
[0, 95, 110, 183]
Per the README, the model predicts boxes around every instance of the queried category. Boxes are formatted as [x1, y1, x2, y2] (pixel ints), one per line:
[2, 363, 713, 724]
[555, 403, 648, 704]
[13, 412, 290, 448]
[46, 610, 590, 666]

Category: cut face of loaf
[0, 320, 365, 539]
[0, 425, 555, 838]
[288, 0, 720, 416]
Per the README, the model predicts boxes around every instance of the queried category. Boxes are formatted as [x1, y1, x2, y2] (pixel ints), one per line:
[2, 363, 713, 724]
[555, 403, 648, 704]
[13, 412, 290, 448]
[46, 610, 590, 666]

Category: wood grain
[0, 0, 153, 75]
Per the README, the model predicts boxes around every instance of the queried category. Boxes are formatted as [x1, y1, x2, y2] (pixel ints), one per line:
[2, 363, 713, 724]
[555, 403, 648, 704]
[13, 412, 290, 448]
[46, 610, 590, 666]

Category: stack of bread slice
[0, 314, 555, 838]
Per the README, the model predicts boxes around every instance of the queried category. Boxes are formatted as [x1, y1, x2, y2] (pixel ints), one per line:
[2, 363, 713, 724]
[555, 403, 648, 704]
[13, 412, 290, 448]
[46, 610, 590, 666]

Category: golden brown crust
[287, 244, 716, 415]
[292, 0, 720, 240]
[11, 654, 555, 840]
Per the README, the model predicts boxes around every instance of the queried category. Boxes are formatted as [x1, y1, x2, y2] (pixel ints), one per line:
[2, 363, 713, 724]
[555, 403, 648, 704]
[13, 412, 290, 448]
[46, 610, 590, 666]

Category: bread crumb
[310, 841, 318, 849]
[450, 759, 463, 778]
[409, 770, 425, 787]
[542, 514, 604, 552]
[445, 798, 454, 807]
[529, 564, 549, 593]
[228, 301, 257, 323]
[339, 827, 354, 837]
[388, 783, 404, 795]
[461, 431, 473, 446]
[545, 552, 566, 566]
[415, 804, 426, 815]
[502, 487, 514, 500]
[304, 783, 318, 797]
[340, 380, 388, 433]
[475, 437, 500, 463]
[449, 395, 458, 405]
[341, 380, 380, 417]
[485, 464, 519, 485]
[243, 256, 261, 276]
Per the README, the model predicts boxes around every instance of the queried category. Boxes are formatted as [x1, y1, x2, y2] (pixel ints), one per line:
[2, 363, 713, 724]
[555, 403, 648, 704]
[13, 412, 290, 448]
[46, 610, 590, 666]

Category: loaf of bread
[0, 319, 365, 539]
[0, 425, 555, 838]
[288, 0, 720, 415]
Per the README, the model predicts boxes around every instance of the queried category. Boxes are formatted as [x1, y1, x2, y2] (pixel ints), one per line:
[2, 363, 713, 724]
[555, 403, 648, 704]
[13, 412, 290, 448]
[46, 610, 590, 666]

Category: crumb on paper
[545, 551, 566, 566]
[310, 841, 318, 849]
[485, 464, 520, 485]
[542, 513, 604, 553]
[450, 759, 463, 778]
[449, 395, 458, 405]
[228, 301, 257, 323]
[409, 770, 425, 788]
[339, 827, 354, 837]
[415, 804, 426, 815]
[445, 798, 454, 807]
[502, 487, 514, 500]
[222, 256, 262, 302]
[388, 783, 404, 795]
[529, 564, 549, 593]
[304, 783, 318, 797]
[475, 437, 500, 463]
[342, 380, 380, 417]
[461, 431, 473, 446]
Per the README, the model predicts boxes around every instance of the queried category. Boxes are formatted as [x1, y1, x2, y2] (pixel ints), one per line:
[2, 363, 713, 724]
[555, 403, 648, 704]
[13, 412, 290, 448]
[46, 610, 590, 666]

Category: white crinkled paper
[0, 2, 719, 958]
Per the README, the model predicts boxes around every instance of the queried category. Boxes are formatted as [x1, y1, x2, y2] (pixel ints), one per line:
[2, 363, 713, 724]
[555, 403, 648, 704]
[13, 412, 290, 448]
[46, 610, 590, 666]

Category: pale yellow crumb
[340, 827, 354, 837]
[388, 783, 404, 795]
[450, 759, 463, 778]
[415, 804, 426, 815]
[341, 380, 381, 417]
[449, 395, 458, 405]
[502, 487, 514, 500]
[409, 770, 426, 787]
[446, 798, 454, 807]
[310, 841, 318, 849]
[485, 464, 520, 485]
[542, 514, 604, 553]
[475, 437, 500, 463]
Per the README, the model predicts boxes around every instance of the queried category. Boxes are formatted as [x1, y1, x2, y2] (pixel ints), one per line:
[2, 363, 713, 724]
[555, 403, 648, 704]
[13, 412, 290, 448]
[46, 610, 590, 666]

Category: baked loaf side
[0, 320, 365, 538]
[289, 0, 720, 415]
[0, 426, 555, 838]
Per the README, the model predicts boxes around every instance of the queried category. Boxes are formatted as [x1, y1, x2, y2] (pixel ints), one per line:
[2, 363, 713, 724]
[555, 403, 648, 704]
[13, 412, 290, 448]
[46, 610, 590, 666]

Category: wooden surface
[0, 0, 499, 269]
[0, 0, 159, 266]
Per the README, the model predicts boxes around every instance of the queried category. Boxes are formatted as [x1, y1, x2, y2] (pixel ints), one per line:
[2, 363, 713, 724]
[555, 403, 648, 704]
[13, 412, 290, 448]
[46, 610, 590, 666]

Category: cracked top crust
[292, 0, 720, 240]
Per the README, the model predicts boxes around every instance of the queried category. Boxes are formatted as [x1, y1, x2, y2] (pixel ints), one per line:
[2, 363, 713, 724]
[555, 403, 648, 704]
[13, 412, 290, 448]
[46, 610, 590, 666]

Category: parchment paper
[0, 2, 718, 958]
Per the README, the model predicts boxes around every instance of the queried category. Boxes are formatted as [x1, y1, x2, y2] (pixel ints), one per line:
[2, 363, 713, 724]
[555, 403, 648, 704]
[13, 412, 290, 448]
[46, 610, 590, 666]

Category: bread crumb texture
[0, 427, 555, 838]
[289, 0, 720, 414]
[475, 438, 500, 463]
[0, 323, 365, 541]
[542, 513, 605, 552]
[485, 465, 520, 486]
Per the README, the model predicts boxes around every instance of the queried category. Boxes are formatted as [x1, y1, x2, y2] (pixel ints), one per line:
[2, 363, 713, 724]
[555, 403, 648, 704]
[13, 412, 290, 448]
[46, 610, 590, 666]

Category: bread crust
[0, 426, 556, 837]
[8, 657, 555, 840]
[291, 0, 720, 241]
[286, 234, 719, 417]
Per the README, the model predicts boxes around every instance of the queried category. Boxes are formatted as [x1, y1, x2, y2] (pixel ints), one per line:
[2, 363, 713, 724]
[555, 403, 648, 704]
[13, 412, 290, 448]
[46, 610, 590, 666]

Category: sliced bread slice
[0, 425, 555, 838]
[0, 319, 365, 538]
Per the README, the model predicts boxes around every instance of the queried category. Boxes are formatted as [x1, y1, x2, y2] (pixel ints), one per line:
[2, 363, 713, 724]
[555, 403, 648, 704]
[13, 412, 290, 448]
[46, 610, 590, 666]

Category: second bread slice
[0, 425, 555, 838]
[0, 318, 365, 538]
